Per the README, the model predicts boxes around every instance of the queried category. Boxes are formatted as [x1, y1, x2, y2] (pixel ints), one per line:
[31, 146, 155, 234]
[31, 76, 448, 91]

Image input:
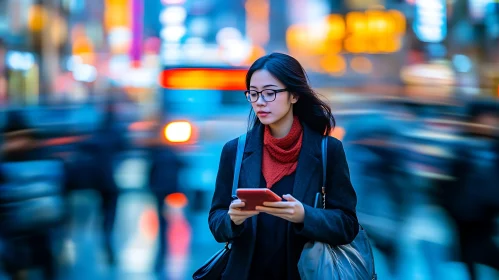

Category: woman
[209, 53, 359, 280]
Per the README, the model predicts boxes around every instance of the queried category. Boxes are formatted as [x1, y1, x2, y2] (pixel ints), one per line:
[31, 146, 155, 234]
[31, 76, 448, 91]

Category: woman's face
[249, 69, 297, 126]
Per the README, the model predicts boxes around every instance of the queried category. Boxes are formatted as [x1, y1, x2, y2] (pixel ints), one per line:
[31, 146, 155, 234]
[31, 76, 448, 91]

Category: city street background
[0, 0, 498, 279]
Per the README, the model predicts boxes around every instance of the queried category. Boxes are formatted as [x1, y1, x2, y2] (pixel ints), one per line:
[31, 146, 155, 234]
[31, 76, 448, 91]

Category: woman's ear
[290, 93, 299, 104]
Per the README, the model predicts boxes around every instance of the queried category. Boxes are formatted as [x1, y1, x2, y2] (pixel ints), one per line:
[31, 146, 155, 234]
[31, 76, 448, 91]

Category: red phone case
[236, 188, 282, 211]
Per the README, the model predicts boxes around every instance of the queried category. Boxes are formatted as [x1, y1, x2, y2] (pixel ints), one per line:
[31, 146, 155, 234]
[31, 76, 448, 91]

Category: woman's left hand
[255, 194, 305, 223]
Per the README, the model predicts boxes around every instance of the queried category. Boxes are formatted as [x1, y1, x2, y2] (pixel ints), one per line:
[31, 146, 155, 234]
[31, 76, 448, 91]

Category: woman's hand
[255, 194, 305, 223]
[228, 199, 259, 225]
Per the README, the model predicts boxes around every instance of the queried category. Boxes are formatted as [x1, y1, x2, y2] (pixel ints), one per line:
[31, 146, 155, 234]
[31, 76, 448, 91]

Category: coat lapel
[239, 124, 264, 189]
[239, 122, 322, 201]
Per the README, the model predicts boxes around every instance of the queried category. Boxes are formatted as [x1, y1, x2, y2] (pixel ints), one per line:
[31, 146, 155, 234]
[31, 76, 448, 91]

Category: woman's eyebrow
[249, 84, 278, 89]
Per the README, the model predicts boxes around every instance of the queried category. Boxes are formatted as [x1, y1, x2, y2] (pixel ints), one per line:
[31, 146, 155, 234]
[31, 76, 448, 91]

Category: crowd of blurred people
[345, 96, 499, 279]
[0, 94, 181, 279]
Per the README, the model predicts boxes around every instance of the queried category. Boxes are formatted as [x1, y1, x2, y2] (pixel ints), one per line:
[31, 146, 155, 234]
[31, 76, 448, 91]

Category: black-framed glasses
[244, 89, 287, 103]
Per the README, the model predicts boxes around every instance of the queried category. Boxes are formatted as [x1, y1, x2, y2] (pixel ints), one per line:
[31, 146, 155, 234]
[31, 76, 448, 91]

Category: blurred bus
[150, 66, 251, 211]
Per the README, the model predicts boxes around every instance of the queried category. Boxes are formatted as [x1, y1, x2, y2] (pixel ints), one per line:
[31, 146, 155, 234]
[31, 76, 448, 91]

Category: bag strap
[231, 133, 247, 196]
[225, 134, 246, 249]
[321, 136, 328, 210]
[314, 136, 328, 209]
[322, 136, 328, 189]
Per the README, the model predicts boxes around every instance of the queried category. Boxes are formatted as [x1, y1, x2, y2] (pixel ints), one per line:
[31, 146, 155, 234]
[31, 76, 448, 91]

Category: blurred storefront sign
[105, 0, 131, 55]
[286, 8, 406, 76]
[286, 9, 406, 56]
[400, 63, 456, 86]
[158, 68, 247, 90]
[413, 0, 447, 43]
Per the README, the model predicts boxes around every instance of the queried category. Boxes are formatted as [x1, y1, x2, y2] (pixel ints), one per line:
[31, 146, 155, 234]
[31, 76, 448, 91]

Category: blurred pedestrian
[344, 113, 404, 279]
[0, 109, 57, 280]
[207, 53, 359, 280]
[81, 95, 127, 266]
[443, 99, 499, 280]
[147, 125, 182, 275]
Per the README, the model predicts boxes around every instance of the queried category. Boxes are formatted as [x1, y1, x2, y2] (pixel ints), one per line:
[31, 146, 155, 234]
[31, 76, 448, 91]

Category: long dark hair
[245, 53, 335, 136]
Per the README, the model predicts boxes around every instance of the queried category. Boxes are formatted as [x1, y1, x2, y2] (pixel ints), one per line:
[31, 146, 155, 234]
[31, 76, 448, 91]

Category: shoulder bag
[298, 137, 377, 280]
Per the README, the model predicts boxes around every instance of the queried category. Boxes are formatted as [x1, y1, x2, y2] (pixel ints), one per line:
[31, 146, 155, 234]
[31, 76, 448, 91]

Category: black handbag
[192, 134, 246, 280]
[298, 137, 377, 280]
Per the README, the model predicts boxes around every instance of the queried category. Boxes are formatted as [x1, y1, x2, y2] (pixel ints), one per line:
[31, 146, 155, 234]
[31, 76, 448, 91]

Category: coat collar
[239, 121, 323, 202]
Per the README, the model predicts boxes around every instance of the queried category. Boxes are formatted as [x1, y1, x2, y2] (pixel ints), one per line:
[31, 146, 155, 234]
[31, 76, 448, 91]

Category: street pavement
[2, 187, 498, 280]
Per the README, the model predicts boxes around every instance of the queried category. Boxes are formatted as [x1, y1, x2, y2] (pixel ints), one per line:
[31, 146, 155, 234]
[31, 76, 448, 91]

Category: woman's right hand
[228, 199, 259, 225]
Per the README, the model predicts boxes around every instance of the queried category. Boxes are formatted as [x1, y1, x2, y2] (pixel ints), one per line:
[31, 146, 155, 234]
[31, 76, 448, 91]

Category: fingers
[230, 200, 245, 209]
[229, 210, 260, 216]
[259, 211, 298, 223]
[255, 206, 295, 215]
[262, 201, 295, 208]
[229, 210, 259, 225]
[282, 194, 297, 201]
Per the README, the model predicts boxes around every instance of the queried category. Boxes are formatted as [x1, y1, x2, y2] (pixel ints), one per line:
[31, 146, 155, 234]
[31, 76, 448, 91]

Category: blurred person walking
[442, 100, 499, 280]
[80, 96, 127, 266]
[344, 113, 405, 279]
[204, 53, 361, 280]
[148, 135, 182, 276]
[0, 109, 59, 280]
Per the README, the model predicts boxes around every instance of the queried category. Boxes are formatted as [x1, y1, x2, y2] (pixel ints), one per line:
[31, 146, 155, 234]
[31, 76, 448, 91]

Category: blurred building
[0, 0, 497, 106]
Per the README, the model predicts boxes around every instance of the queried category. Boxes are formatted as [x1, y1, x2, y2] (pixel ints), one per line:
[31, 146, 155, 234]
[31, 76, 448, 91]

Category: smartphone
[236, 188, 282, 211]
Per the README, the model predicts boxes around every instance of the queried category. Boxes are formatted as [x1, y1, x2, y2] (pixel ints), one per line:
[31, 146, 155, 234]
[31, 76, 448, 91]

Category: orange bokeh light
[165, 193, 188, 208]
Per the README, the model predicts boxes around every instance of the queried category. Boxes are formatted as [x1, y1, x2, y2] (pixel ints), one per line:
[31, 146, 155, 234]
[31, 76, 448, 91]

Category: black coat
[209, 123, 359, 280]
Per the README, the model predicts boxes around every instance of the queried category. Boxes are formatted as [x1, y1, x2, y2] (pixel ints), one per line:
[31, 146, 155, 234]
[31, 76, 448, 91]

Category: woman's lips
[257, 112, 269, 117]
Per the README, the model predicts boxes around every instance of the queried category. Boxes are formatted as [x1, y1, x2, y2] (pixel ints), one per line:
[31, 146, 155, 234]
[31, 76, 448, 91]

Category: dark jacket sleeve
[208, 139, 246, 243]
[295, 137, 359, 245]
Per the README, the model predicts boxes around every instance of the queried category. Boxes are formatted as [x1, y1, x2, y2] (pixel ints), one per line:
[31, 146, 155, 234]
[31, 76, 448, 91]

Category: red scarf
[262, 117, 303, 188]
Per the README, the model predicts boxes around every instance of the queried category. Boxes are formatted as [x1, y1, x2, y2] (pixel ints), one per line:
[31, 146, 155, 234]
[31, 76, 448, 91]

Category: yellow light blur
[51, 16, 68, 47]
[346, 12, 367, 35]
[330, 126, 346, 140]
[164, 121, 192, 143]
[344, 36, 366, 53]
[330, 41, 343, 54]
[326, 15, 346, 40]
[72, 37, 93, 54]
[246, 0, 270, 46]
[28, 5, 47, 32]
[286, 24, 327, 55]
[286, 25, 305, 53]
[384, 37, 401, 53]
[350, 56, 373, 74]
[388, 10, 406, 34]
[105, 0, 130, 30]
[72, 37, 94, 64]
[366, 10, 385, 35]
[244, 45, 266, 65]
[287, 9, 406, 59]
[320, 54, 346, 74]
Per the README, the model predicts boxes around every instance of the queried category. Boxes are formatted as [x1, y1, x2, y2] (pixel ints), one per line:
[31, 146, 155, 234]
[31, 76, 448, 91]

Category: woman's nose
[255, 94, 266, 106]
